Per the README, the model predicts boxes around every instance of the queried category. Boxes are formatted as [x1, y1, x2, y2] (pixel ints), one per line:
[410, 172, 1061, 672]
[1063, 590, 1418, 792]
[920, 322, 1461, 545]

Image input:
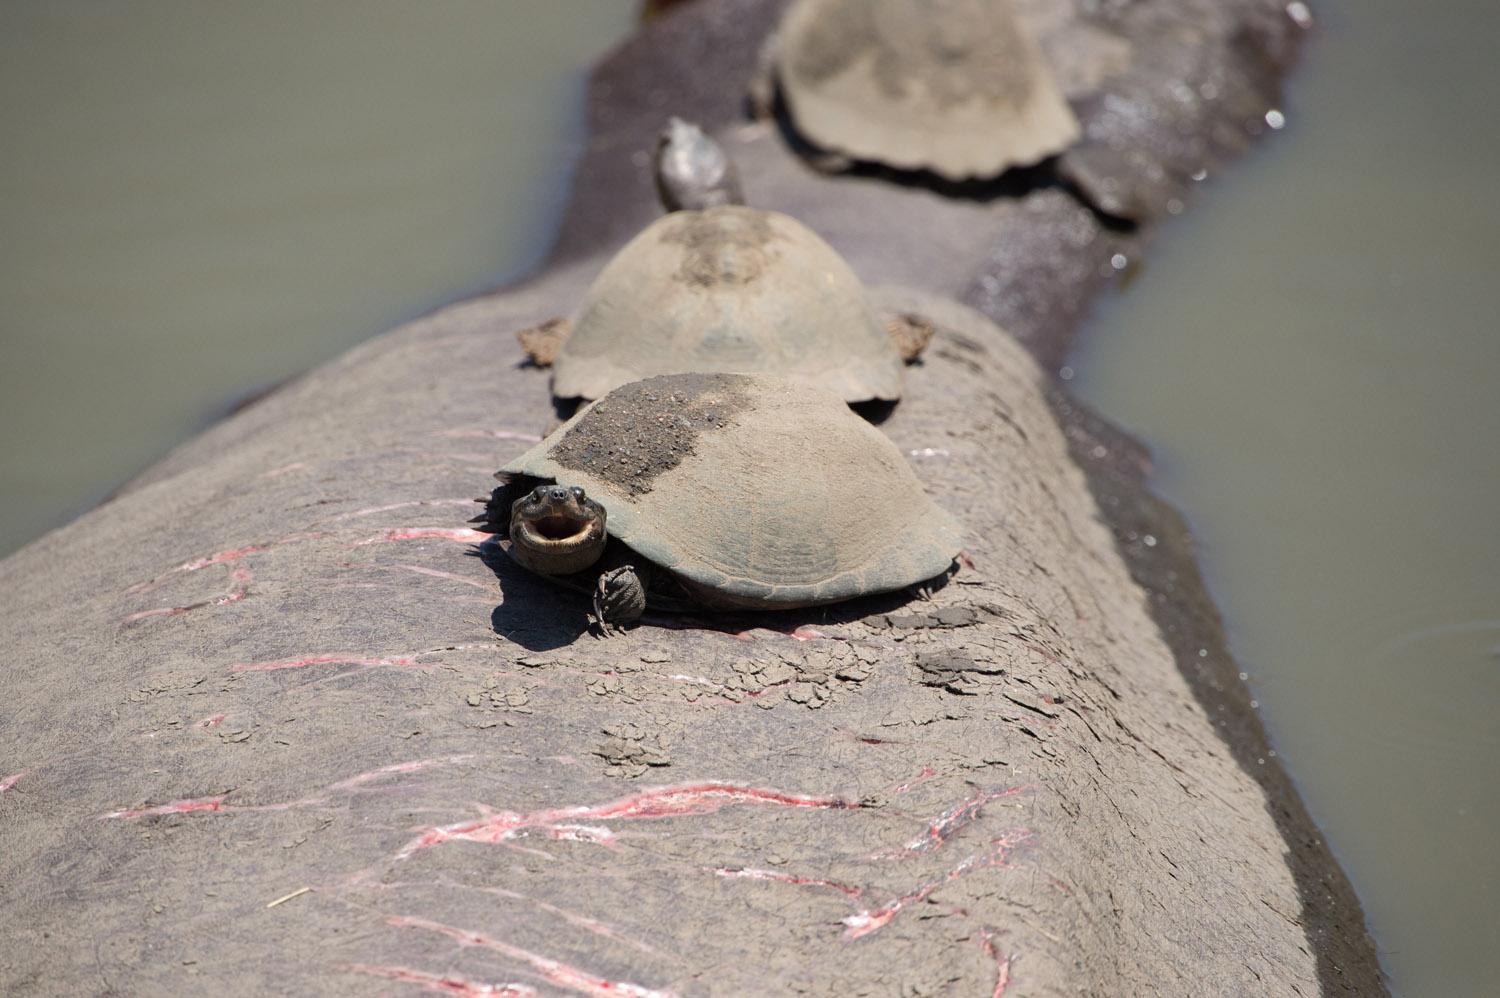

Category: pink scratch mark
[431, 428, 544, 442]
[363, 562, 493, 589]
[328, 756, 472, 792]
[481, 887, 670, 959]
[351, 527, 489, 547]
[227, 653, 428, 673]
[261, 461, 307, 479]
[102, 795, 228, 819]
[708, 867, 862, 897]
[100, 794, 326, 819]
[842, 830, 1031, 940]
[981, 930, 1015, 998]
[398, 781, 857, 860]
[872, 785, 1028, 860]
[1026, 644, 1063, 667]
[118, 565, 251, 623]
[101, 757, 468, 820]
[1, 772, 27, 793]
[126, 533, 326, 593]
[389, 917, 680, 998]
[195, 714, 227, 728]
[888, 765, 937, 795]
[341, 964, 537, 998]
[320, 499, 477, 523]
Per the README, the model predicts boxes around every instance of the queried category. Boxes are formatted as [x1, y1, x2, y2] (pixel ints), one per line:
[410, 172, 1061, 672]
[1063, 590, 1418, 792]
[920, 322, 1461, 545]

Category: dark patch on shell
[545, 373, 752, 496]
[659, 208, 778, 288]
[788, 0, 1034, 111]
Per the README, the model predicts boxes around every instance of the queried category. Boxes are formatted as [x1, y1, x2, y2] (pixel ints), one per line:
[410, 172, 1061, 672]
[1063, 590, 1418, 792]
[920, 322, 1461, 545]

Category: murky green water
[2, 1, 1492, 993]
[0, 1, 635, 556]
[1071, 1, 1500, 993]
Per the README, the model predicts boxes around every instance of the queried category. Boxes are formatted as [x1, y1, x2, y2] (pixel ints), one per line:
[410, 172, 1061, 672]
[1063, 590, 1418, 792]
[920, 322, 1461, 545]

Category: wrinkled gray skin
[0, 2, 1384, 996]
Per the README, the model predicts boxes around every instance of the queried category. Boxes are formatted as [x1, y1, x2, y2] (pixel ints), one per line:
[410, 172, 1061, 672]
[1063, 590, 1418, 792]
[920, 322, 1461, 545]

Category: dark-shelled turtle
[474, 372, 963, 631]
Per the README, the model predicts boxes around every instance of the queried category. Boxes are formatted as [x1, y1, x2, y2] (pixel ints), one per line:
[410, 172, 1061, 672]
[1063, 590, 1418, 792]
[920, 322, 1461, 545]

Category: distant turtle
[654, 116, 745, 211]
[473, 372, 963, 632]
[759, 0, 1080, 181]
[517, 203, 931, 403]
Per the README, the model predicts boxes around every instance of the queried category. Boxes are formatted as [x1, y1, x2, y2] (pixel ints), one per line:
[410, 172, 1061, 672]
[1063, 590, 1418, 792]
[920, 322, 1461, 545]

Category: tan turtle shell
[776, 0, 1080, 180]
[551, 205, 902, 403]
[500, 373, 962, 609]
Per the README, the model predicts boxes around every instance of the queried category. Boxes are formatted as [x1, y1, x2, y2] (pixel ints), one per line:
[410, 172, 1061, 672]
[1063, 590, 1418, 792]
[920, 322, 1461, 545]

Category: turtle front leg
[592, 565, 647, 635]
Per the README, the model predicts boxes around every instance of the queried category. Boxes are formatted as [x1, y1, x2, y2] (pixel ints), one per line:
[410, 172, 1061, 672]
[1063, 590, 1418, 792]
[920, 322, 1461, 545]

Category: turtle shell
[499, 373, 962, 609]
[551, 206, 902, 403]
[776, 0, 1080, 180]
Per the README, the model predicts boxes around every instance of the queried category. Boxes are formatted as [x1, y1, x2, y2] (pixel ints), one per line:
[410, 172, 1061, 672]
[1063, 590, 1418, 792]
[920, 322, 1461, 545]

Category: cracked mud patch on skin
[544, 374, 752, 496]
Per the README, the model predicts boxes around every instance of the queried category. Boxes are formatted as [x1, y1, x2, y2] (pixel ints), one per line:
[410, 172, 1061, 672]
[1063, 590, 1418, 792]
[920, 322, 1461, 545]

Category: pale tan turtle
[473, 372, 963, 632]
[764, 0, 1080, 180]
[518, 203, 930, 403]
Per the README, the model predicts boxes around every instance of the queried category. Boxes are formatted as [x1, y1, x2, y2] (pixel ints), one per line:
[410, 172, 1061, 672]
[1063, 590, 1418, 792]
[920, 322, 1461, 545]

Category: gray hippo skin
[0, 2, 1385, 996]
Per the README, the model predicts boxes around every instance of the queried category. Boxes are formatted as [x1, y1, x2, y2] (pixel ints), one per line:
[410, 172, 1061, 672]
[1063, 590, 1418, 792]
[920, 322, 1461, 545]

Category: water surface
[0, 1, 635, 556]
[1071, 2, 1500, 993]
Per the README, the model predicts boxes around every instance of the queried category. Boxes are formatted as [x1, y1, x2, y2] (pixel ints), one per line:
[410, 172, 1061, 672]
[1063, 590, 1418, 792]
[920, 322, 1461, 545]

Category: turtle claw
[591, 565, 647, 636]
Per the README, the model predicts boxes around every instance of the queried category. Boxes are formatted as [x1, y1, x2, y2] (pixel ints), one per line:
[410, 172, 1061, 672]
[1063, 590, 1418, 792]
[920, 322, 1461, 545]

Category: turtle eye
[530, 486, 548, 501]
[570, 486, 586, 501]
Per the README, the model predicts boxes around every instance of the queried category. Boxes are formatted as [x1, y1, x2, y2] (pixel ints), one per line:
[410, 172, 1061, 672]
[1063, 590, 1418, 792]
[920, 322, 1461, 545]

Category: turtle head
[654, 117, 745, 212]
[508, 483, 608, 577]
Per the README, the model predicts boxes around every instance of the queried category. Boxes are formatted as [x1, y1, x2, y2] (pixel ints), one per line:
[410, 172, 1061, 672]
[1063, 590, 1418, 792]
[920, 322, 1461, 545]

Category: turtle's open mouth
[530, 514, 589, 541]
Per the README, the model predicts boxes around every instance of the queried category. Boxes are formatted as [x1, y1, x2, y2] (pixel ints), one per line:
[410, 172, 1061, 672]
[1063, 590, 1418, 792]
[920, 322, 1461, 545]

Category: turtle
[516, 203, 931, 403]
[472, 372, 964, 633]
[755, 0, 1080, 181]
[654, 116, 745, 212]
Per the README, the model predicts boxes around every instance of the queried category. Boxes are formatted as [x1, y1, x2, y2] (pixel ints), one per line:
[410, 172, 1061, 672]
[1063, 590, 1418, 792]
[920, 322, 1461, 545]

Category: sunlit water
[1, 2, 1493, 994]
[1070, 1, 1500, 993]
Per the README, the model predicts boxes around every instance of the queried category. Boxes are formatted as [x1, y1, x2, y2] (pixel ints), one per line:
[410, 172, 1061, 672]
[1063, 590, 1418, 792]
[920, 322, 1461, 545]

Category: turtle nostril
[549, 487, 570, 503]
